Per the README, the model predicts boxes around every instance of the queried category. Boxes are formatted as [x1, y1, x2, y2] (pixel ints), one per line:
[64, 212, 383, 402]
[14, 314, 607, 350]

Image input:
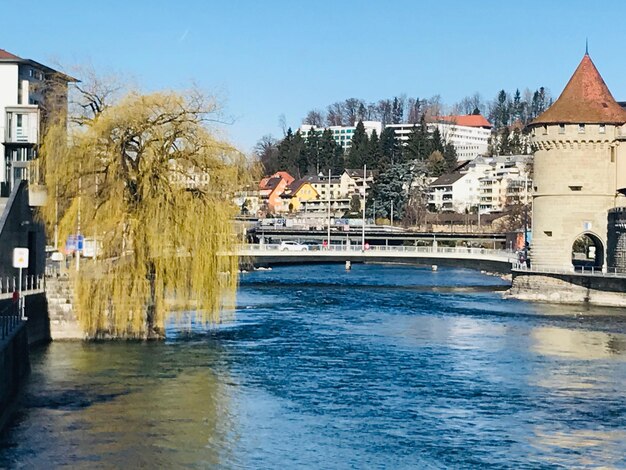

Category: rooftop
[531, 53, 626, 126]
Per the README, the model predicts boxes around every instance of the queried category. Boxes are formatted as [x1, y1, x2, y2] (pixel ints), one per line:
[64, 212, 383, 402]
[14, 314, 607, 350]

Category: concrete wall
[508, 270, 626, 307]
[0, 293, 50, 346]
[0, 323, 30, 433]
[0, 181, 46, 278]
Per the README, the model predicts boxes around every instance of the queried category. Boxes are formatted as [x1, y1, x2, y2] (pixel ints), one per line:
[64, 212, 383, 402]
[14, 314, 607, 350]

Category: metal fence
[0, 275, 45, 295]
[513, 264, 626, 278]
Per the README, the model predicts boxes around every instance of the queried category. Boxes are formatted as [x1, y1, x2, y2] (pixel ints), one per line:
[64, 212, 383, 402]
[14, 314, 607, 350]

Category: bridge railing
[242, 244, 515, 259]
[513, 264, 626, 278]
[0, 275, 45, 299]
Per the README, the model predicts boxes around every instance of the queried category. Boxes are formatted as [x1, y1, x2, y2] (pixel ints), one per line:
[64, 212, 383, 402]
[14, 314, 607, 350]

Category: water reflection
[2, 264, 626, 468]
[531, 326, 626, 359]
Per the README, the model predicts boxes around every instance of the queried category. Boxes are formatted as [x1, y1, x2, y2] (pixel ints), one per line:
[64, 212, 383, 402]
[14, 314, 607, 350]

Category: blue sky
[3, 0, 626, 153]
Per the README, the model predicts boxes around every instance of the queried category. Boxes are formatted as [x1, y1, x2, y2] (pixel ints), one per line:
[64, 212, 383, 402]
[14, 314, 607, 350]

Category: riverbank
[508, 269, 626, 307]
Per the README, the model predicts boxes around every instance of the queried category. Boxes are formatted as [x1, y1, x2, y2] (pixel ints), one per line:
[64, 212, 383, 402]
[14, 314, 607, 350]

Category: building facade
[528, 53, 626, 271]
[300, 121, 383, 151]
[0, 49, 74, 197]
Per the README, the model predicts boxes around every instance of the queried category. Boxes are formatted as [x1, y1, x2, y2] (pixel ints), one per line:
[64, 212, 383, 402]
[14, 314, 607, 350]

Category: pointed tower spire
[531, 53, 626, 125]
[585, 38, 589, 55]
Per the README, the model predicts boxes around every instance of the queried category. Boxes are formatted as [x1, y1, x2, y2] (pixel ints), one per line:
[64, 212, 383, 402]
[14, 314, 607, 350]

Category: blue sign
[65, 234, 85, 253]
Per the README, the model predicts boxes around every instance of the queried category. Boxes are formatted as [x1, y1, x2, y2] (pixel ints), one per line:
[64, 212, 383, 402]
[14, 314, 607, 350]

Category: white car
[279, 241, 309, 252]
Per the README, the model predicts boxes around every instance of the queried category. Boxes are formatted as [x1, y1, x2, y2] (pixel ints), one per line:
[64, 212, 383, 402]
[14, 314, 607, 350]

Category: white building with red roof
[386, 114, 492, 160]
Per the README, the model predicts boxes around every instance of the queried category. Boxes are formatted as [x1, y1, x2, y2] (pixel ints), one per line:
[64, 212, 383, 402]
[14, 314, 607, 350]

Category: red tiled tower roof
[531, 53, 626, 126]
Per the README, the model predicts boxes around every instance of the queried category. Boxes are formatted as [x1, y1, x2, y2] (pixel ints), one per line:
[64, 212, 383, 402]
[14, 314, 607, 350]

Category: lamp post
[327, 169, 331, 247]
[361, 164, 366, 250]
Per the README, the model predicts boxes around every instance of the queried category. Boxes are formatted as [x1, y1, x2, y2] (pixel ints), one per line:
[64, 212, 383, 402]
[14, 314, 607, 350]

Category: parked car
[301, 241, 321, 250]
[279, 241, 309, 252]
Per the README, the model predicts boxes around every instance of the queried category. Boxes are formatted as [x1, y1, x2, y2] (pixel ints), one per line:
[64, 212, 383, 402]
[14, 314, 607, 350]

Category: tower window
[578, 124, 585, 133]
[599, 124, 606, 134]
[542, 125, 548, 135]
[544, 231, 553, 237]
[569, 186, 582, 191]
[559, 124, 565, 134]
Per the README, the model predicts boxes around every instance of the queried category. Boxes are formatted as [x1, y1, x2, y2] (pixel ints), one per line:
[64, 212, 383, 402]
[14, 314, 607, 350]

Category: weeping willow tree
[40, 89, 249, 339]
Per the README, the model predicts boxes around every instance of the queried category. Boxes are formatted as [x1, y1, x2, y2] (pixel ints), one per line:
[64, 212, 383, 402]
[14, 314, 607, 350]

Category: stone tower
[528, 53, 626, 271]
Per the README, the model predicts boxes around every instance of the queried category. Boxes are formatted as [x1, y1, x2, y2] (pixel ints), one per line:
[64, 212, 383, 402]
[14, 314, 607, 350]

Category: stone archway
[571, 232, 604, 270]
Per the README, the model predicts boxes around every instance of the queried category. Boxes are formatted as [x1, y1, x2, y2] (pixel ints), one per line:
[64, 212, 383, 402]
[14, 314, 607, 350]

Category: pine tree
[443, 142, 458, 172]
[379, 127, 399, 170]
[403, 115, 431, 162]
[366, 129, 381, 169]
[347, 120, 369, 168]
[304, 127, 321, 173]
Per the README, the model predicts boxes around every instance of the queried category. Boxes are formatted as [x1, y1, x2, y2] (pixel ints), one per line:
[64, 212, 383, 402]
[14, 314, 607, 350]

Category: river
[2, 264, 626, 468]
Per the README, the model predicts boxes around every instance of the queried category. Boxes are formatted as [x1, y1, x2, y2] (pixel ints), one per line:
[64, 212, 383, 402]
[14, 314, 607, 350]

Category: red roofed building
[259, 171, 295, 213]
[387, 113, 493, 159]
[436, 114, 493, 129]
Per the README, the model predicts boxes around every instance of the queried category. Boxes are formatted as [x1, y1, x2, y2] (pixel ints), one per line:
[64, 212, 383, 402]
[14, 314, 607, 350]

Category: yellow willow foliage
[39, 91, 250, 338]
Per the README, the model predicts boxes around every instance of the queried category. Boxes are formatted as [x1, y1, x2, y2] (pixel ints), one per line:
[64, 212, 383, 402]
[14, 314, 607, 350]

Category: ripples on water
[2, 264, 626, 468]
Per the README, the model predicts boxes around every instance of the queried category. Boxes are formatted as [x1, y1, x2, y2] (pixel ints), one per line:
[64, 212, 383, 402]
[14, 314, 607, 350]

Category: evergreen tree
[431, 127, 445, 154]
[443, 142, 458, 172]
[366, 129, 381, 169]
[292, 130, 307, 177]
[403, 115, 431, 162]
[392, 97, 403, 124]
[379, 127, 399, 170]
[347, 120, 369, 168]
[277, 128, 295, 173]
[304, 127, 321, 173]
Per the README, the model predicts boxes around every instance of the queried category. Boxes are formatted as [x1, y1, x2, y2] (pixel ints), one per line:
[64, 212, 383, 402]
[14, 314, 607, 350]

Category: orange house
[259, 171, 294, 213]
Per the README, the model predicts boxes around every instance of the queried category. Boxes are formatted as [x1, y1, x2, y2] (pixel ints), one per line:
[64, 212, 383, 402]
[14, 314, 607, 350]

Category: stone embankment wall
[0, 323, 29, 432]
[508, 271, 626, 307]
[46, 277, 83, 340]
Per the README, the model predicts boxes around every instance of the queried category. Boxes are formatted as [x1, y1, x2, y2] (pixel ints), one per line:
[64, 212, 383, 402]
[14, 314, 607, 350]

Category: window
[544, 231, 553, 237]
[16, 114, 22, 127]
[569, 185, 582, 191]
[542, 125, 548, 135]
[559, 124, 565, 134]
[599, 124, 606, 134]
[578, 124, 585, 133]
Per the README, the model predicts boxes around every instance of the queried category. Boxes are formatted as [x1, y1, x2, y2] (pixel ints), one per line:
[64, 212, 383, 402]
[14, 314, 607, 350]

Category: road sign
[65, 234, 85, 253]
[13, 248, 29, 268]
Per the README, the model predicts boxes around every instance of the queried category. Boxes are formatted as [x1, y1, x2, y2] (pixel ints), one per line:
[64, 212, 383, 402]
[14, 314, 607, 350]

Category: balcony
[5, 106, 39, 145]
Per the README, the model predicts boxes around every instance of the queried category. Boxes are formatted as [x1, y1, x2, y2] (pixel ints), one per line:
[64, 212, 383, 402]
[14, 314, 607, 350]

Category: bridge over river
[239, 245, 518, 274]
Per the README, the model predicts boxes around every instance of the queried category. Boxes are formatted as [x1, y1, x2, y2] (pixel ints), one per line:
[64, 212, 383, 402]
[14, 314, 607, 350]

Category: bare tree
[303, 109, 325, 127]
[254, 135, 280, 174]
[326, 102, 344, 126]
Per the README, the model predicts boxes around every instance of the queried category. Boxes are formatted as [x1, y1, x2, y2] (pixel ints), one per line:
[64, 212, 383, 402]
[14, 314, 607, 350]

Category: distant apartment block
[301, 115, 492, 159]
[299, 121, 383, 151]
[428, 154, 532, 214]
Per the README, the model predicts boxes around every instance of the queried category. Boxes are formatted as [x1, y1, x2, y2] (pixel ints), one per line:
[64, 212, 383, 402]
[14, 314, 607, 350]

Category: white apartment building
[300, 121, 383, 151]
[478, 155, 532, 213]
[0, 49, 74, 196]
[428, 172, 481, 213]
[386, 115, 492, 160]
[428, 154, 532, 214]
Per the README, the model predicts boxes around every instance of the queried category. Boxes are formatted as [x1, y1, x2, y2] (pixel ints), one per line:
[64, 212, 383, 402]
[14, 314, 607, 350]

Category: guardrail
[513, 264, 626, 278]
[0, 275, 45, 299]
[240, 244, 517, 262]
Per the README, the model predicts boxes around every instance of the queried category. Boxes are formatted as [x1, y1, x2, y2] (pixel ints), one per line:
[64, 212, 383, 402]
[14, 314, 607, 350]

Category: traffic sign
[13, 248, 29, 268]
